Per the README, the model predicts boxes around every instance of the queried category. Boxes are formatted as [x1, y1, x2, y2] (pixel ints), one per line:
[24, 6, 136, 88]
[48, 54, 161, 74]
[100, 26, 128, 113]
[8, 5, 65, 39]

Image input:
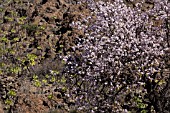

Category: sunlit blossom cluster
[64, 0, 169, 112]
[69, 0, 169, 77]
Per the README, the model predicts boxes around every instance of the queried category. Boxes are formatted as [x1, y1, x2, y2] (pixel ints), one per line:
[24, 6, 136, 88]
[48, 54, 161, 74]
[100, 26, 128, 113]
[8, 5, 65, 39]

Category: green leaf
[27, 54, 37, 60]
[158, 80, 166, 85]
[62, 87, 67, 92]
[0, 70, 3, 74]
[13, 37, 20, 42]
[8, 90, 16, 96]
[10, 66, 21, 74]
[39, 26, 45, 30]
[34, 80, 41, 87]
[1, 36, 8, 42]
[59, 44, 64, 48]
[45, 74, 49, 78]
[33, 74, 38, 80]
[5, 99, 13, 105]
[42, 79, 47, 84]
[0, 8, 3, 12]
[27, 54, 37, 66]
[11, 29, 16, 33]
[50, 76, 56, 83]
[47, 94, 53, 99]
[137, 103, 147, 109]
[61, 76, 66, 83]
[141, 110, 148, 113]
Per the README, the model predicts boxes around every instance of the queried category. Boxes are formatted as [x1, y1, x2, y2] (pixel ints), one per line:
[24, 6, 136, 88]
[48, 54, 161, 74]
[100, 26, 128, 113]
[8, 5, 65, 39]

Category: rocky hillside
[0, 0, 170, 113]
[0, 0, 91, 112]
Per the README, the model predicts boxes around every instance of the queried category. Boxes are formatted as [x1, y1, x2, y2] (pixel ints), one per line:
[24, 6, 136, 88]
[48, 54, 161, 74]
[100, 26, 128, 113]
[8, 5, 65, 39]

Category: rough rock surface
[0, 0, 170, 113]
[0, 0, 91, 113]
